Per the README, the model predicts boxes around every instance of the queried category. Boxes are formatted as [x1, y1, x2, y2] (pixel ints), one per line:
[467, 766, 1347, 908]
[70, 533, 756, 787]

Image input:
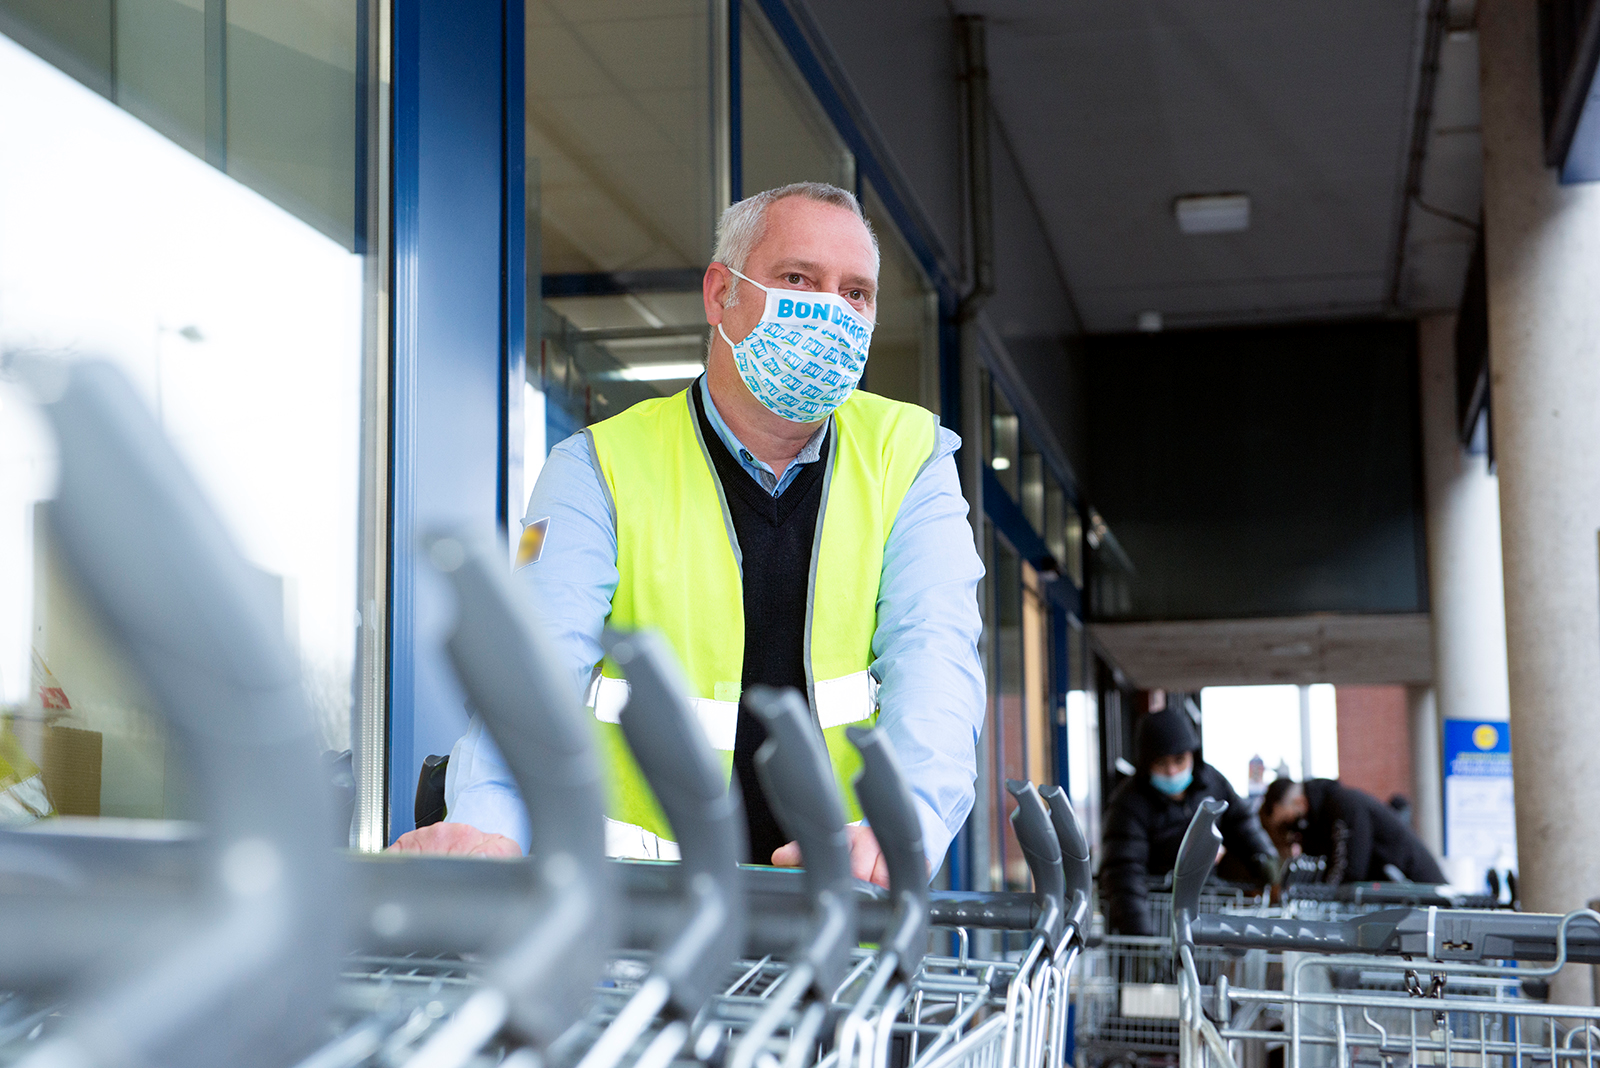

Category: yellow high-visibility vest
[585, 385, 938, 843]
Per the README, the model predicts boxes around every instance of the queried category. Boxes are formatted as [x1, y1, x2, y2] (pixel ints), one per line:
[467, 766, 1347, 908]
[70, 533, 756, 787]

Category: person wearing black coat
[1260, 777, 1446, 885]
[1099, 708, 1280, 936]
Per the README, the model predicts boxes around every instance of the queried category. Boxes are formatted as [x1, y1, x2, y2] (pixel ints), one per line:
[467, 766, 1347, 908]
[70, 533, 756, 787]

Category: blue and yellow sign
[1442, 718, 1516, 885]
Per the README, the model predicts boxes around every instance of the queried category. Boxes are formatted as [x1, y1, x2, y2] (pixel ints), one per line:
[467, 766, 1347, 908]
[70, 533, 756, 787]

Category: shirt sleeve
[870, 426, 987, 873]
[444, 430, 618, 852]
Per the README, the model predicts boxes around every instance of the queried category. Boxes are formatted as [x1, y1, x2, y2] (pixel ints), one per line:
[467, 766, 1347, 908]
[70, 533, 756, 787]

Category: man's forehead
[750, 199, 876, 271]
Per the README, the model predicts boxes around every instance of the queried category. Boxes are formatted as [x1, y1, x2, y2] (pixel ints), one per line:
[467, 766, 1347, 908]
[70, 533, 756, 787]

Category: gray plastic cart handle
[12, 359, 343, 1068]
[603, 628, 747, 1016]
[1189, 906, 1600, 966]
[1039, 785, 1093, 937]
[1171, 797, 1227, 949]
[746, 685, 856, 995]
[1006, 780, 1065, 949]
[846, 725, 929, 978]
[430, 534, 614, 1044]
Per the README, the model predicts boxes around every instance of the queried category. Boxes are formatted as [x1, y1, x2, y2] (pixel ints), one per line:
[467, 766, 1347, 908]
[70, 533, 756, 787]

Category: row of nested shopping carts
[0, 358, 1098, 1068]
[1073, 866, 1506, 1067]
[1149, 799, 1600, 1068]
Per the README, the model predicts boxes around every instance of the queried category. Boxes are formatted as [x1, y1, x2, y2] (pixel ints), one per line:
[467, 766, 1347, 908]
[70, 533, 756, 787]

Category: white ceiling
[1090, 614, 1434, 690]
[956, 0, 1482, 333]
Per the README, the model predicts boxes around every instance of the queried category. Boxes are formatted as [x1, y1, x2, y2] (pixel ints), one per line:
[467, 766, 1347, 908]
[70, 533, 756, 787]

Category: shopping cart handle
[10, 359, 344, 1068]
[604, 629, 746, 1016]
[1172, 798, 1227, 949]
[1006, 780, 1066, 949]
[847, 726, 929, 978]
[1190, 906, 1600, 965]
[1039, 785, 1093, 938]
[747, 686, 856, 995]
[433, 534, 614, 1044]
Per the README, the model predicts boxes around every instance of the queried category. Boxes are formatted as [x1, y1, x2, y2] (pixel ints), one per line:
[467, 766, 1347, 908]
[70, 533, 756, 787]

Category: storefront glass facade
[0, 0, 380, 829]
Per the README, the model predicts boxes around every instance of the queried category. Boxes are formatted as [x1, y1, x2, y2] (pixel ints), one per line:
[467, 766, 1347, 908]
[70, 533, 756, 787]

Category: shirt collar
[696, 375, 828, 473]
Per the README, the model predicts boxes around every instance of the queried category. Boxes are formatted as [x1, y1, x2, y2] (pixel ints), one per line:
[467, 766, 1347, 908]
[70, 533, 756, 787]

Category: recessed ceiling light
[1174, 193, 1250, 235]
[592, 362, 705, 382]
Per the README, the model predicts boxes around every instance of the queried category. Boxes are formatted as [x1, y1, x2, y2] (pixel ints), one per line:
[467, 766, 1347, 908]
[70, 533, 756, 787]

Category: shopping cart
[1172, 798, 1600, 1068]
[0, 358, 1096, 1068]
[1075, 878, 1269, 1068]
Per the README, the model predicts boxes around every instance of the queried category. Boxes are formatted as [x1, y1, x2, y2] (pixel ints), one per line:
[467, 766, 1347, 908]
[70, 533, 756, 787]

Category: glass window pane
[529, 0, 712, 274]
[991, 537, 1026, 890]
[527, 1, 713, 433]
[0, 0, 364, 248]
[740, 0, 851, 195]
[226, 0, 362, 246]
[990, 386, 1019, 498]
[861, 179, 937, 411]
[1019, 449, 1043, 535]
[115, 0, 206, 158]
[0, 29, 366, 822]
[1045, 479, 1066, 567]
[1064, 502, 1084, 588]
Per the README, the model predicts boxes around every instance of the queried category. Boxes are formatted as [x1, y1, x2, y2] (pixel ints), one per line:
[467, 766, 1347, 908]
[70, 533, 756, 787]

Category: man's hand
[387, 821, 522, 858]
[771, 825, 893, 888]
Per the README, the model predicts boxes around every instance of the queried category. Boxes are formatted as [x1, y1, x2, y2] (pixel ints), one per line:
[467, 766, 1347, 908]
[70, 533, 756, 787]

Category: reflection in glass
[991, 537, 1025, 890]
[990, 388, 1020, 498]
[1064, 499, 1084, 588]
[1020, 450, 1044, 536]
[0, 0, 363, 249]
[0, 34, 363, 821]
[528, 0, 712, 275]
[225, 0, 361, 246]
[741, 0, 852, 196]
[1065, 617, 1100, 854]
[860, 180, 937, 411]
[526, 1, 713, 433]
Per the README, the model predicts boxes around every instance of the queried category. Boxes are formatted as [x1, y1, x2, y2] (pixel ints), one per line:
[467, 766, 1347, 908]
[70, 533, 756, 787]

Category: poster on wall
[1442, 719, 1517, 892]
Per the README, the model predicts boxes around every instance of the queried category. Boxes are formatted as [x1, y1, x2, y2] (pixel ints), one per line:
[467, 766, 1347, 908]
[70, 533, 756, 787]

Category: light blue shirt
[446, 378, 986, 871]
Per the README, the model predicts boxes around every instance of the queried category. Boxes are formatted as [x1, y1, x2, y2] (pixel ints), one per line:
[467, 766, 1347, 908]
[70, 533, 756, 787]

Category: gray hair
[713, 182, 879, 307]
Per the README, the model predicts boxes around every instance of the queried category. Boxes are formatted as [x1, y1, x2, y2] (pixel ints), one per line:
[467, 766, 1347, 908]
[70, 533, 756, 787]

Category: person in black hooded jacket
[1099, 708, 1279, 935]
[1260, 777, 1445, 885]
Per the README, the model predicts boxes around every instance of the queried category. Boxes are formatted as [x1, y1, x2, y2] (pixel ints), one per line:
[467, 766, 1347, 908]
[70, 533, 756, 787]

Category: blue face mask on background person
[717, 266, 874, 423]
[1150, 767, 1192, 798]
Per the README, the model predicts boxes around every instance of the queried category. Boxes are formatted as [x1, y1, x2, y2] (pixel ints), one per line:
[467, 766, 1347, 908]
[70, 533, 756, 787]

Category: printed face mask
[716, 266, 874, 423]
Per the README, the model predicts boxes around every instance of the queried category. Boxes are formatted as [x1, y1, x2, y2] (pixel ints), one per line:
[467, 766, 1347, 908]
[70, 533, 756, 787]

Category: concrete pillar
[1406, 686, 1444, 858]
[1479, 0, 1600, 1005]
[1417, 316, 1511, 729]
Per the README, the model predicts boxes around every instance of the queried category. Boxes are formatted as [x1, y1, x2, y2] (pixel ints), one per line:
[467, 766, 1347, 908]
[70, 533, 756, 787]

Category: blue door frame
[388, 0, 525, 842]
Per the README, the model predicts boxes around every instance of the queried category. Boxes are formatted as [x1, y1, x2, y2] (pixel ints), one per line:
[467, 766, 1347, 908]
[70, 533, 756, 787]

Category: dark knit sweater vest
[692, 386, 830, 864]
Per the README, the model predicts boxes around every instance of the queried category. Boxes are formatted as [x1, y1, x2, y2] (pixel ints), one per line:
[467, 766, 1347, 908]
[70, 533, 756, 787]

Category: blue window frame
[387, 0, 524, 842]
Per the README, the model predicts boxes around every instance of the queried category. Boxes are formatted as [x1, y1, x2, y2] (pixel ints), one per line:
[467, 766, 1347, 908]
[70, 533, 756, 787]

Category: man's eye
[848, 290, 865, 302]
[786, 273, 803, 285]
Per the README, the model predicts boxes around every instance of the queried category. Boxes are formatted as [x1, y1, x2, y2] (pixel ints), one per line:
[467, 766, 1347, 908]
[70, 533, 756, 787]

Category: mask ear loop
[724, 265, 770, 292]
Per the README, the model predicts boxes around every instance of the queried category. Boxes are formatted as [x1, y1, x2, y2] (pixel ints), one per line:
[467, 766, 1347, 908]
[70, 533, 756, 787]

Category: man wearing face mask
[390, 183, 985, 888]
[1099, 708, 1279, 935]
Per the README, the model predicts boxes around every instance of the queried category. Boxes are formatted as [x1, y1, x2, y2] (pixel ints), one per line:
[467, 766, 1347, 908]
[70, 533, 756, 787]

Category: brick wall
[1334, 685, 1413, 805]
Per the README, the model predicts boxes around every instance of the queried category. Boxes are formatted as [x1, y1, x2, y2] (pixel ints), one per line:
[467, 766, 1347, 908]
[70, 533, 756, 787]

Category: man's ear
[703, 263, 732, 326]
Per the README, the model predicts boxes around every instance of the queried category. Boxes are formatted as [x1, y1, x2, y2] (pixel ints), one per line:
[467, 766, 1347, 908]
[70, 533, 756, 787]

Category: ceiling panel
[1090, 613, 1434, 689]
[957, 0, 1434, 332]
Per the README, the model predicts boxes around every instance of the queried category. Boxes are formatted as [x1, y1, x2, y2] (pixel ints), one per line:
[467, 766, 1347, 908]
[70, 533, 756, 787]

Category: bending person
[1260, 777, 1445, 885]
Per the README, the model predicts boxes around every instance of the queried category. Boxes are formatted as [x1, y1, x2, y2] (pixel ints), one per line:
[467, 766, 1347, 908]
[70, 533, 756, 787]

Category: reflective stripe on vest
[586, 385, 937, 845]
[586, 670, 880, 750]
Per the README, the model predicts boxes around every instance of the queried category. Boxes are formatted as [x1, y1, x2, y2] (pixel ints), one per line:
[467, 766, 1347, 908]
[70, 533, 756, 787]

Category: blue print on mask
[720, 266, 874, 422]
